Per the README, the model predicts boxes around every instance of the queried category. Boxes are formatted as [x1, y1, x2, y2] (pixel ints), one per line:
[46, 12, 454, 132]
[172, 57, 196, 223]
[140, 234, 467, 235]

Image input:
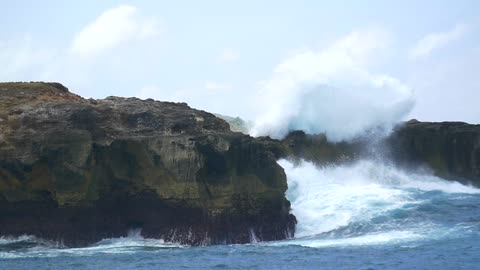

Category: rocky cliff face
[0, 82, 295, 247]
[384, 120, 480, 187]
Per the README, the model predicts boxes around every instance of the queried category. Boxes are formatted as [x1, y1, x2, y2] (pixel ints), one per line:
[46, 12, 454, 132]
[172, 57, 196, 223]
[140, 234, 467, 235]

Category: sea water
[1, 159, 480, 270]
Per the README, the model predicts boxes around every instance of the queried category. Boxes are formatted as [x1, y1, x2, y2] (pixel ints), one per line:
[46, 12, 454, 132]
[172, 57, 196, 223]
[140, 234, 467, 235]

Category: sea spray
[250, 30, 414, 141]
[279, 159, 480, 244]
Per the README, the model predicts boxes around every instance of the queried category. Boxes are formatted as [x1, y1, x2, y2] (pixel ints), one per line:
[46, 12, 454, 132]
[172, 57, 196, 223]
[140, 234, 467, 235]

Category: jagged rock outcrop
[384, 119, 480, 187]
[0, 82, 295, 247]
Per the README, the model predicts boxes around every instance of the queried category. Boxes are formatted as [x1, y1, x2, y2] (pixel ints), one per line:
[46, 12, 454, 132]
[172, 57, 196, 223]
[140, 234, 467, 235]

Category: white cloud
[70, 5, 161, 57]
[218, 48, 240, 63]
[250, 29, 414, 142]
[409, 24, 469, 60]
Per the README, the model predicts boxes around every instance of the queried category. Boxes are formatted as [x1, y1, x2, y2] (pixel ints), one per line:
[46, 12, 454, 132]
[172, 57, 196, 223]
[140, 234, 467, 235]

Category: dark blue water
[1, 160, 480, 270]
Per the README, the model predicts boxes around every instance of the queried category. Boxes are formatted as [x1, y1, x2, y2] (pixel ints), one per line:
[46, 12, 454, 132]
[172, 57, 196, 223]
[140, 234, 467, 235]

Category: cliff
[385, 120, 480, 187]
[0, 82, 295, 247]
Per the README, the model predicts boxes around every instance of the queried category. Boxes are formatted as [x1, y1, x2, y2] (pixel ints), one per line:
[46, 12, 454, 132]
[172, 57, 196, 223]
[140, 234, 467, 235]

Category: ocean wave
[279, 158, 480, 243]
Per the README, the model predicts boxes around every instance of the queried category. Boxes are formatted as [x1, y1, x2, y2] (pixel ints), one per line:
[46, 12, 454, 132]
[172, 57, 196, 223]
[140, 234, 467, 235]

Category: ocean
[1, 159, 479, 270]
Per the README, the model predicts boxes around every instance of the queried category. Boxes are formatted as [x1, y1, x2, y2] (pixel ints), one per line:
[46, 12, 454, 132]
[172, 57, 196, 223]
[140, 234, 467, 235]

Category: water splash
[278, 158, 479, 246]
[249, 229, 260, 244]
[250, 30, 414, 141]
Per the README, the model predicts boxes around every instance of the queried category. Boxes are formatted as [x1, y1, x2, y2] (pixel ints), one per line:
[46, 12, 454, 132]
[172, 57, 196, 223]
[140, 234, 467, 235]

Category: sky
[1, 0, 479, 128]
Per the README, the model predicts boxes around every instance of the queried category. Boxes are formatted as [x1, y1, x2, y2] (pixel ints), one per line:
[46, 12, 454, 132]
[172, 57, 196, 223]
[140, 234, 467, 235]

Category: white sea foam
[279, 159, 479, 241]
[0, 235, 37, 245]
[267, 230, 424, 248]
[0, 230, 185, 259]
[61, 229, 184, 255]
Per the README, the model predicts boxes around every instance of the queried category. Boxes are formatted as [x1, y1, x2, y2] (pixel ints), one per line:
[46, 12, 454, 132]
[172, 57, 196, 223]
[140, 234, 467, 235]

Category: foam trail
[0, 235, 38, 245]
[250, 30, 414, 141]
[279, 159, 479, 241]
[0, 231, 184, 259]
[267, 231, 424, 248]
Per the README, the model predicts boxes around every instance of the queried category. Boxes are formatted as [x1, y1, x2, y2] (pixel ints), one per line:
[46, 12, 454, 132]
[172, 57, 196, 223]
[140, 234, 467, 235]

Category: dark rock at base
[0, 82, 295, 247]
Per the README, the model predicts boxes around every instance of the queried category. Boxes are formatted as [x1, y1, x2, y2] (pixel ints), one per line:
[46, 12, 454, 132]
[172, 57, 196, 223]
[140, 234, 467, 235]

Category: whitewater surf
[275, 159, 479, 248]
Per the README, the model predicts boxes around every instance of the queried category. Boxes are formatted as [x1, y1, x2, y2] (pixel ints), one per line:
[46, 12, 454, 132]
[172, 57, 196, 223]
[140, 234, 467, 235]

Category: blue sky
[1, 0, 479, 126]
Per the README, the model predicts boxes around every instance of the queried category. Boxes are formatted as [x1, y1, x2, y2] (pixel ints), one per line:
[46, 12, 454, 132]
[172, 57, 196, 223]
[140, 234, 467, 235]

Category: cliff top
[0, 82, 232, 149]
[0, 82, 70, 93]
[400, 119, 480, 133]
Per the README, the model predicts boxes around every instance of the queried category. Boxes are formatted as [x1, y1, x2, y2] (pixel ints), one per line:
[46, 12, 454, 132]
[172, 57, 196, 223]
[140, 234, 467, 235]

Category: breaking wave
[275, 159, 480, 248]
